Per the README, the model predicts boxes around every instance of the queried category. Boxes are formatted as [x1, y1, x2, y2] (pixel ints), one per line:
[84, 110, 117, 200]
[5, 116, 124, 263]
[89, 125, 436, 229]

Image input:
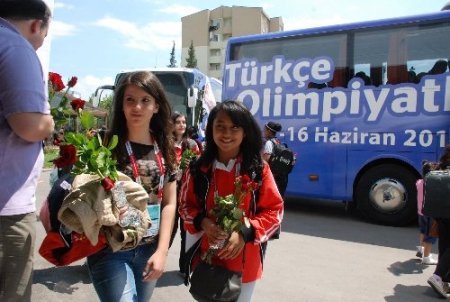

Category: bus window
[405, 22, 450, 81]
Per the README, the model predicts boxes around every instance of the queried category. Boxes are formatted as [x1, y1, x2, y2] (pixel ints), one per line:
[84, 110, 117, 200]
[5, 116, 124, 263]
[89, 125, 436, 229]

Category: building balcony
[209, 41, 224, 48]
[209, 55, 223, 64]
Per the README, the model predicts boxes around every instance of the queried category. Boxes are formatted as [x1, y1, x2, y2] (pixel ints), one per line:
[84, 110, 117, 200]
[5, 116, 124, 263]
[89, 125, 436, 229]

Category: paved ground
[32, 169, 442, 301]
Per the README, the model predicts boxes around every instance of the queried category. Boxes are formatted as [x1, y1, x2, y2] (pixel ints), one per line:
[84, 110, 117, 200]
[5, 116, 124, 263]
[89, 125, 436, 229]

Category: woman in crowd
[170, 111, 200, 276]
[179, 100, 283, 301]
[86, 71, 177, 302]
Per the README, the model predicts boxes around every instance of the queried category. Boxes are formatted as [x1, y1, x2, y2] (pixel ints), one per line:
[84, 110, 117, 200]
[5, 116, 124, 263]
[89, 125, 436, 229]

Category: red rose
[241, 175, 251, 184]
[48, 72, 65, 92]
[101, 177, 115, 191]
[67, 76, 78, 88]
[53, 144, 77, 168]
[70, 98, 86, 111]
[250, 182, 259, 190]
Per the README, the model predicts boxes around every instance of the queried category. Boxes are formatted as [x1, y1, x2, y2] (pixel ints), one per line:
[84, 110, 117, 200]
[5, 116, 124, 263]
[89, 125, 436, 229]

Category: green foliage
[98, 94, 113, 111]
[179, 148, 196, 170]
[167, 40, 177, 68]
[43, 147, 59, 168]
[211, 194, 244, 234]
[50, 105, 71, 129]
[185, 40, 197, 68]
[65, 131, 119, 181]
[79, 111, 94, 130]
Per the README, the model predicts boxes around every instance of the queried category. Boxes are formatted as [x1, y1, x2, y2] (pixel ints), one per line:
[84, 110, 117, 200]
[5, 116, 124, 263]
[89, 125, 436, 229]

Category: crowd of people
[3, 1, 450, 302]
[1, 3, 284, 302]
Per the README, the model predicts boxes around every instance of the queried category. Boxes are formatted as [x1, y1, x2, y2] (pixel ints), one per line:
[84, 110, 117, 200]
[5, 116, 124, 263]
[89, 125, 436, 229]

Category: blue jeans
[87, 242, 157, 302]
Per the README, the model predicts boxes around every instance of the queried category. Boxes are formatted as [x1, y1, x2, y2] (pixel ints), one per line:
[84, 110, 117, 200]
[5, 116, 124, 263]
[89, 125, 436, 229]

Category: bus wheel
[355, 164, 417, 226]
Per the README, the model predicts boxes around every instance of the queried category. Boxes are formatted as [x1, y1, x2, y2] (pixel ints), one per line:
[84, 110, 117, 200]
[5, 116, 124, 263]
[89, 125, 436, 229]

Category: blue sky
[41, 0, 448, 99]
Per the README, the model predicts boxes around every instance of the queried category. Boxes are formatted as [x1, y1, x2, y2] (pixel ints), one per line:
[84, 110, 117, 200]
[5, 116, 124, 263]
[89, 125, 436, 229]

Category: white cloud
[72, 75, 115, 101]
[158, 4, 199, 16]
[95, 16, 180, 51]
[50, 20, 77, 37]
[54, 2, 74, 10]
[260, 2, 274, 13]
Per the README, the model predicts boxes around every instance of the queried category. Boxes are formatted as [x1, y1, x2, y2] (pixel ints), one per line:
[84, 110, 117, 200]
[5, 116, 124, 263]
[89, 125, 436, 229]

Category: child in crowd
[178, 100, 283, 301]
[87, 71, 178, 301]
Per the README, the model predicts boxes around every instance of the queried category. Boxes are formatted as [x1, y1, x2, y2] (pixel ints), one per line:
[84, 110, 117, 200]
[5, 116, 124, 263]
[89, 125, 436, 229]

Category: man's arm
[7, 112, 54, 142]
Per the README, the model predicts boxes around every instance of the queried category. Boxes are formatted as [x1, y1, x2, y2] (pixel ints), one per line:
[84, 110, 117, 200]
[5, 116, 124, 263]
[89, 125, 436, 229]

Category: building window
[209, 19, 220, 32]
[210, 63, 221, 70]
[209, 34, 219, 42]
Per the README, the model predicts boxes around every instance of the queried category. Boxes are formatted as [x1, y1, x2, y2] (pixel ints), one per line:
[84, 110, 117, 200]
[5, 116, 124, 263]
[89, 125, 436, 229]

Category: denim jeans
[236, 282, 256, 302]
[87, 241, 157, 302]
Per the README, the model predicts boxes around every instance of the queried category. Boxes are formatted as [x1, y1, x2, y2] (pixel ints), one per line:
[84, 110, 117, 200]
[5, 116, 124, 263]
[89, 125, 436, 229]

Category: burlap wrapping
[58, 172, 151, 251]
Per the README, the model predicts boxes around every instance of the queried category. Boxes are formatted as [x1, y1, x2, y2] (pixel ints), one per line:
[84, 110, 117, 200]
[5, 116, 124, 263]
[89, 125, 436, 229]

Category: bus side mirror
[187, 87, 198, 108]
[93, 85, 115, 107]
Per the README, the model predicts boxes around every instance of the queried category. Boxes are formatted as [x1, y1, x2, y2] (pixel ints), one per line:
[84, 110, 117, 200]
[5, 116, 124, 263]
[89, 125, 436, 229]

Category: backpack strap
[270, 138, 280, 146]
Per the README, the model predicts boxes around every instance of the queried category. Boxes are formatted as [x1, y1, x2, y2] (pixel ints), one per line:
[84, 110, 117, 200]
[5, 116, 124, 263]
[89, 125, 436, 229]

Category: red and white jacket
[178, 159, 283, 283]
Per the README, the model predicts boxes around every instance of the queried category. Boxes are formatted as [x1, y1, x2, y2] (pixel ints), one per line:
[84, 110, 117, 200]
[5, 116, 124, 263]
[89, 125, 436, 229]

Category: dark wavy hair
[0, 0, 51, 27]
[197, 100, 263, 176]
[107, 71, 176, 173]
[172, 111, 192, 152]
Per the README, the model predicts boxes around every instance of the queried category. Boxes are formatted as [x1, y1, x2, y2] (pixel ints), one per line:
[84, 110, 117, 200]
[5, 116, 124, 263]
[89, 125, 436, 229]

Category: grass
[43, 146, 59, 169]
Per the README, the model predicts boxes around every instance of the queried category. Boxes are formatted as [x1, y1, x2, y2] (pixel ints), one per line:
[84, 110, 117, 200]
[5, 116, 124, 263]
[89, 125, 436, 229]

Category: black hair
[429, 60, 448, 75]
[107, 71, 176, 173]
[187, 125, 199, 140]
[265, 121, 282, 133]
[439, 144, 450, 169]
[197, 100, 263, 176]
[422, 160, 438, 177]
[0, 0, 51, 26]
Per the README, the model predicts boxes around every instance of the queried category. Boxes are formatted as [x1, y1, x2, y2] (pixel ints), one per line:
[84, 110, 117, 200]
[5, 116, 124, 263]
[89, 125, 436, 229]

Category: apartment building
[181, 6, 283, 80]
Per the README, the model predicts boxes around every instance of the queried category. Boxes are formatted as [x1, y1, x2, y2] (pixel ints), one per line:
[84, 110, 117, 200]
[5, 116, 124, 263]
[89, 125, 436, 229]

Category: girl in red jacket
[179, 100, 283, 301]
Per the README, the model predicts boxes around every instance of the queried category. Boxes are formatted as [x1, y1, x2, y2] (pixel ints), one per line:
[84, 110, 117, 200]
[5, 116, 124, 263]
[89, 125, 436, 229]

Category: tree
[167, 41, 177, 68]
[185, 40, 197, 68]
[98, 94, 113, 111]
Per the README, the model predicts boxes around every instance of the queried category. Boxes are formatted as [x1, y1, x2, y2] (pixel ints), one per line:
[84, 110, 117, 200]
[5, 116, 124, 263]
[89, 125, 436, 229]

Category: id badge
[146, 204, 160, 237]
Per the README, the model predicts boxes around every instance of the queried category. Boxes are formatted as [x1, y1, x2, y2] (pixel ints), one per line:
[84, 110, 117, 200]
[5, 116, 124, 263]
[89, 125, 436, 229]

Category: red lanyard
[125, 138, 165, 200]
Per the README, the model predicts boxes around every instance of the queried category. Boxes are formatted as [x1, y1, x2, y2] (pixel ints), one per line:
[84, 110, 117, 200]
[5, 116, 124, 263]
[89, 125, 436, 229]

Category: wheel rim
[368, 177, 407, 213]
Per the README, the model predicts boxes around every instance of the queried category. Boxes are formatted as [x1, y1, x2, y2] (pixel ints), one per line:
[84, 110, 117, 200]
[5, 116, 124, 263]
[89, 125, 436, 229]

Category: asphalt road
[32, 169, 441, 301]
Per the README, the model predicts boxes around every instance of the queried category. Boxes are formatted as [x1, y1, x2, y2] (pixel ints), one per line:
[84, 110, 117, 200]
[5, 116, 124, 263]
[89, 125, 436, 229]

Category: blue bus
[222, 10, 450, 226]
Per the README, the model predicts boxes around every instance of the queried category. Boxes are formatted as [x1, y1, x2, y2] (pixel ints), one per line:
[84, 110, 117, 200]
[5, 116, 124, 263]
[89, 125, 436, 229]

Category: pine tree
[185, 40, 197, 68]
[167, 41, 177, 68]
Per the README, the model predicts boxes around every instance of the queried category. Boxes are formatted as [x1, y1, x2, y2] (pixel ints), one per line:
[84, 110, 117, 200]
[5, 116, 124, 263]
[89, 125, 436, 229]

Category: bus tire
[355, 164, 417, 226]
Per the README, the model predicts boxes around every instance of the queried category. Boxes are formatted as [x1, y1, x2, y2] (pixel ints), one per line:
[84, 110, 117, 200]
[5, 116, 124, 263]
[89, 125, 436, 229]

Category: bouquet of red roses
[49, 72, 118, 190]
[202, 174, 258, 263]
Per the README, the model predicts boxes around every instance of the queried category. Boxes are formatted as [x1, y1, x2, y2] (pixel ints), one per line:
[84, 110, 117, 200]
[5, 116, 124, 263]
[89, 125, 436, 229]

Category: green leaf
[79, 111, 94, 130]
[232, 208, 243, 220]
[108, 135, 118, 150]
[95, 151, 106, 169]
[86, 137, 97, 151]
